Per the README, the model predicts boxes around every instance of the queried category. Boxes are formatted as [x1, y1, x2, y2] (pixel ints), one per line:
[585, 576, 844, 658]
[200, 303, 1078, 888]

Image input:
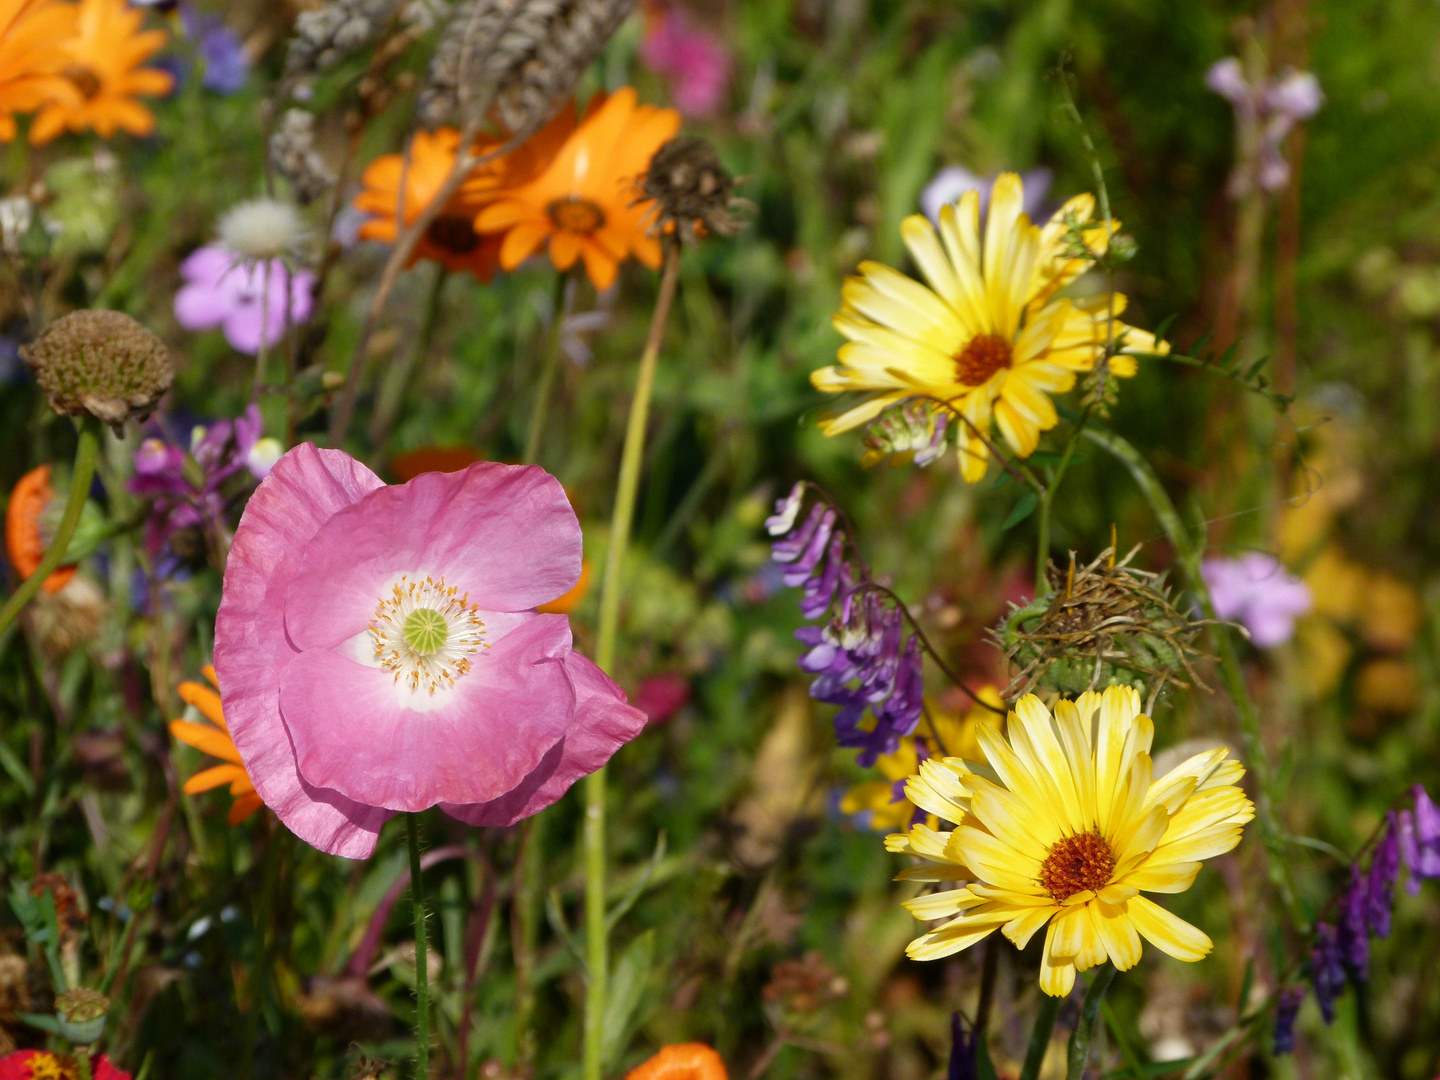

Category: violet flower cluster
[129, 405, 279, 557]
[1278, 785, 1440, 1052]
[767, 483, 924, 767]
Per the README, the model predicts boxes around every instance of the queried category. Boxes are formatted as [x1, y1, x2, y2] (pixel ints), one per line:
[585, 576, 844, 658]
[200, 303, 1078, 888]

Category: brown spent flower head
[641, 136, 742, 244]
[26, 574, 108, 660]
[762, 951, 849, 1015]
[993, 544, 1221, 708]
[20, 310, 173, 433]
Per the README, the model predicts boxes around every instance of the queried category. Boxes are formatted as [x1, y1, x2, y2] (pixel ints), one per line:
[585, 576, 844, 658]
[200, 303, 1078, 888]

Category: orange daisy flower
[27, 0, 173, 145]
[625, 1044, 727, 1080]
[354, 128, 508, 281]
[169, 666, 264, 825]
[0, 0, 80, 142]
[5, 465, 77, 595]
[474, 88, 681, 291]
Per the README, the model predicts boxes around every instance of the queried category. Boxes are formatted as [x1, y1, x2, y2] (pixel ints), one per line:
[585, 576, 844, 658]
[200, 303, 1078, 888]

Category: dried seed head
[284, 0, 402, 78]
[641, 135, 741, 244]
[992, 545, 1219, 707]
[26, 574, 108, 660]
[21, 311, 173, 433]
[269, 109, 337, 204]
[419, 0, 640, 134]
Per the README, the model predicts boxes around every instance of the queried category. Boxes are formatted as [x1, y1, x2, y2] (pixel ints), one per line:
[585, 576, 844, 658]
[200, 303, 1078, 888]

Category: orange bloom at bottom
[5, 465, 76, 594]
[625, 1044, 727, 1080]
[169, 666, 264, 825]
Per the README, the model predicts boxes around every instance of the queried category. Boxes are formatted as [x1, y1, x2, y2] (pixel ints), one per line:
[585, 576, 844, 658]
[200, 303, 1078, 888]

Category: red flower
[0, 1050, 130, 1080]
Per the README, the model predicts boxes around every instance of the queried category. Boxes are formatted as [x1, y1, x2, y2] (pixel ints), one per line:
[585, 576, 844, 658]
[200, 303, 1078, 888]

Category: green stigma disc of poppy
[403, 608, 449, 656]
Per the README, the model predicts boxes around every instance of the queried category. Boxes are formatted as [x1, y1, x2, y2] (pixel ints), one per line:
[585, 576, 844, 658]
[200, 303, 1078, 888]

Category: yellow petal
[1089, 899, 1142, 971]
[1039, 917, 1077, 997]
[1126, 896, 1212, 962]
[1122, 861, 1201, 894]
[905, 886, 985, 921]
[1003, 904, 1058, 949]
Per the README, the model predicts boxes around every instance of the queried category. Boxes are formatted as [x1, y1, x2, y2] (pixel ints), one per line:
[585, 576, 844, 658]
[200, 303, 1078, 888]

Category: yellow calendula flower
[813, 173, 1165, 481]
[887, 686, 1252, 996]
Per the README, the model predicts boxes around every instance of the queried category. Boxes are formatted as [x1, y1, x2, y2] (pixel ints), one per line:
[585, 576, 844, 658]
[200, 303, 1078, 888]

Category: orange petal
[177, 681, 227, 731]
[228, 792, 265, 825]
[624, 1044, 728, 1080]
[537, 558, 592, 614]
[183, 764, 247, 794]
[169, 720, 243, 764]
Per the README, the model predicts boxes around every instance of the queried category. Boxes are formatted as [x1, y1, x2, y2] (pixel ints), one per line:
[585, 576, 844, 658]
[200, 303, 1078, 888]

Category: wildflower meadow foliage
[3, 1, 1440, 1078]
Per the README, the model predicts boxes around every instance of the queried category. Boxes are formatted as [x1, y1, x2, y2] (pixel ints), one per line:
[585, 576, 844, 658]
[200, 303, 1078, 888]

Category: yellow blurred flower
[169, 666, 264, 825]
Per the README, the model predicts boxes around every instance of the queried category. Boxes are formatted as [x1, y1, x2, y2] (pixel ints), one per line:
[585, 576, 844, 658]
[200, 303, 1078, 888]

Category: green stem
[523, 275, 575, 466]
[511, 814, 543, 1074]
[1065, 963, 1116, 1080]
[1018, 994, 1061, 1080]
[369, 265, 448, 448]
[0, 416, 102, 638]
[582, 242, 682, 1080]
[408, 814, 430, 1080]
[253, 259, 272, 401]
[1034, 413, 1091, 594]
[75, 1050, 92, 1080]
[1081, 424, 1301, 923]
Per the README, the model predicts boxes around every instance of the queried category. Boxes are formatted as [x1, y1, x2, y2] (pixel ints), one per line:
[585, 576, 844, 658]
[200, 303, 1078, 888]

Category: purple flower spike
[799, 536, 845, 619]
[781, 509, 835, 587]
[1401, 785, 1440, 890]
[1273, 986, 1306, 1056]
[1337, 864, 1370, 977]
[771, 503, 827, 563]
[1310, 922, 1345, 1024]
[1367, 814, 1401, 939]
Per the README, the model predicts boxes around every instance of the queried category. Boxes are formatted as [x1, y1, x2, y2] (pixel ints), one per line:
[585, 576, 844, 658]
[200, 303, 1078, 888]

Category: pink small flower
[174, 245, 315, 355]
[633, 672, 690, 723]
[640, 3, 731, 117]
[1201, 552, 1312, 648]
[214, 445, 645, 858]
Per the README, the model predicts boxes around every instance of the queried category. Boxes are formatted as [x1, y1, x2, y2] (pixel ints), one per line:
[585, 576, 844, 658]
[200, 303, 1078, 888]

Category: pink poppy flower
[173, 244, 316, 355]
[213, 444, 645, 858]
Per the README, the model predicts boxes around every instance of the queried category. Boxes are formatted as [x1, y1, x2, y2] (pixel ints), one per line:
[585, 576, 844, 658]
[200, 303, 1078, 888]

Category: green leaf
[977, 1035, 1000, 1080]
[1003, 492, 1038, 531]
[606, 832, 667, 932]
[1215, 342, 1240, 371]
[0, 737, 34, 797]
[601, 929, 655, 1068]
[19, 1013, 64, 1036]
[1244, 355, 1270, 380]
[1150, 313, 1178, 347]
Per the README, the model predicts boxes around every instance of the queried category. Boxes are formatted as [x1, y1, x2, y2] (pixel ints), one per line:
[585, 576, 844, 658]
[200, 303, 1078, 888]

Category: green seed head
[403, 608, 448, 656]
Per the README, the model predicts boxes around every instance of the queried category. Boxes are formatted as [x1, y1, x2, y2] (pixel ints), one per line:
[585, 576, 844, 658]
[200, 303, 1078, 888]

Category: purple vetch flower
[947, 1012, 977, 1080]
[174, 245, 316, 355]
[921, 166, 1052, 227]
[1398, 784, 1440, 893]
[1310, 922, 1345, 1024]
[182, 6, 250, 95]
[1200, 552, 1311, 648]
[128, 405, 275, 556]
[1337, 863, 1370, 977]
[1272, 986, 1305, 1056]
[771, 483, 925, 766]
[1367, 814, 1402, 939]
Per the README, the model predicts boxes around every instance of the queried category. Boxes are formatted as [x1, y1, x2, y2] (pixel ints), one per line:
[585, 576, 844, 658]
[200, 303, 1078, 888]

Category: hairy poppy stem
[0, 416, 102, 638]
[407, 814, 430, 1080]
[523, 273, 577, 466]
[583, 241, 683, 1080]
[1065, 963, 1116, 1080]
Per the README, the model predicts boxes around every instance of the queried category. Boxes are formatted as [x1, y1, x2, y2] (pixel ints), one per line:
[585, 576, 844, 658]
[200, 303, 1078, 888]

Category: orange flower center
[63, 65, 102, 100]
[547, 197, 606, 234]
[426, 214, 480, 254]
[1039, 832, 1114, 901]
[955, 333, 1012, 387]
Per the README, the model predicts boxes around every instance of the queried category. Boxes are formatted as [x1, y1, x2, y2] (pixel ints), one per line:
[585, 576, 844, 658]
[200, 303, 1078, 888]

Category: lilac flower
[183, 7, 250, 95]
[1310, 922, 1345, 1024]
[1201, 552, 1311, 648]
[1206, 58, 1323, 196]
[1398, 784, 1440, 893]
[174, 245, 315, 355]
[771, 483, 925, 766]
[920, 166, 1052, 227]
[1273, 986, 1305, 1056]
[128, 405, 272, 556]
